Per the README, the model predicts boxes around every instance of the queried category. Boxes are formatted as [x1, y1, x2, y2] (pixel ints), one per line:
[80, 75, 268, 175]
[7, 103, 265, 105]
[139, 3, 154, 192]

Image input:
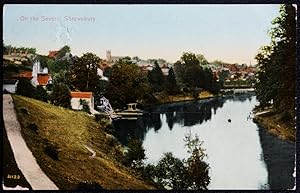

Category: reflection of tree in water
[158, 98, 225, 128]
[139, 97, 226, 130]
[224, 93, 254, 103]
[113, 118, 150, 145]
[113, 96, 257, 145]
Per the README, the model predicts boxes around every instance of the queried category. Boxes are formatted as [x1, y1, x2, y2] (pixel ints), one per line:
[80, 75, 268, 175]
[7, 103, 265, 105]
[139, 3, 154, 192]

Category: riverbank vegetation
[254, 4, 296, 139]
[122, 134, 210, 190]
[12, 95, 156, 190]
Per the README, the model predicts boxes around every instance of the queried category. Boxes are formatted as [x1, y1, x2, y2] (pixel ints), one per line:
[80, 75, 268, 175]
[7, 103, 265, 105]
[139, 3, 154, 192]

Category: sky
[3, 4, 281, 64]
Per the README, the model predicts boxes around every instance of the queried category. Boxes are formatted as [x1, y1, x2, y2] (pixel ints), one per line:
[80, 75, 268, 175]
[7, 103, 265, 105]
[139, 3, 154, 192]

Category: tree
[123, 138, 146, 168]
[16, 79, 37, 98]
[35, 86, 49, 102]
[155, 152, 188, 190]
[56, 45, 71, 59]
[50, 83, 71, 108]
[174, 52, 220, 95]
[147, 61, 165, 92]
[106, 62, 151, 108]
[184, 133, 210, 190]
[79, 99, 91, 114]
[196, 54, 209, 66]
[164, 67, 179, 94]
[35, 55, 49, 68]
[255, 4, 296, 119]
[69, 53, 101, 93]
[144, 133, 210, 190]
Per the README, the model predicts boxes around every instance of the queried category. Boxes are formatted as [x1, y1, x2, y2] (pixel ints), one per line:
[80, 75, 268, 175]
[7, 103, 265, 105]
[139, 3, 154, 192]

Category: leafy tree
[56, 45, 71, 59]
[69, 53, 101, 93]
[155, 152, 188, 190]
[196, 54, 209, 66]
[103, 67, 112, 78]
[143, 134, 210, 190]
[106, 62, 151, 108]
[164, 67, 179, 94]
[79, 99, 91, 114]
[50, 83, 71, 108]
[35, 55, 49, 68]
[255, 4, 296, 119]
[16, 79, 37, 98]
[123, 138, 146, 168]
[147, 61, 165, 92]
[174, 52, 219, 95]
[184, 133, 210, 190]
[35, 86, 49, 102]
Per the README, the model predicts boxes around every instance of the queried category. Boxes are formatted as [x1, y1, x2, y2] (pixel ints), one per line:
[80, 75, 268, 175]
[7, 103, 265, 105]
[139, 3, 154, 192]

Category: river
[113, 94, 295, 190]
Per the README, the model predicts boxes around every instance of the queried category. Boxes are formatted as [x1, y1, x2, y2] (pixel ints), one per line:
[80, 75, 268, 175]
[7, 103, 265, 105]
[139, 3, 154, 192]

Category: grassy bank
[253, 110, 296, 143]
[154, 91, 217, 104]
[12, 95, 156, 190]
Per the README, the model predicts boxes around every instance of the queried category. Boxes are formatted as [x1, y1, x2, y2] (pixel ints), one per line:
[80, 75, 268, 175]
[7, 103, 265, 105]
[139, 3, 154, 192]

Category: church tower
[106, 50, 112, 62]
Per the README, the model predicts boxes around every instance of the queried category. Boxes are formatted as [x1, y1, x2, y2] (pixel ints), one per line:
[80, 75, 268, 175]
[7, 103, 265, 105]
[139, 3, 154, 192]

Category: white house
[70, 92, 96, 113]
[31, 60, 52, 88]
[3, 79, 19, 93]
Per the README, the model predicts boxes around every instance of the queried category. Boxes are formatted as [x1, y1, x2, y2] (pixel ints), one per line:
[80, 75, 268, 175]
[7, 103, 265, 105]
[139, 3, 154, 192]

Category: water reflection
[258, 126, 295, 189]
[113, 94, 295, 189]
[114, 97, 226, 144]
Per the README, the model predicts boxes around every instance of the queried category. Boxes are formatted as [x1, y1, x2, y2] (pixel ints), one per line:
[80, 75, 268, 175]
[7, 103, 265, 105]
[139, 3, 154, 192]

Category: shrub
[16, 79, 37, 98]
[28, 123, 38, 134]
[20, 108, 29, 115]
[35, 86, 49, 102]
[122, 138, 145, 168]
[50, 83, 71, 108]
[44, 143, 60, 161]
[155, 152, 188, 189]
[79, 99, 90, 114]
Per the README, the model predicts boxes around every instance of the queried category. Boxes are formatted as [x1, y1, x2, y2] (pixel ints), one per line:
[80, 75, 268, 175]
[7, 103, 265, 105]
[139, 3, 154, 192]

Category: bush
[35, 86, 49, 102]
[50, 83, 71, 108]
[122, 138, 145, 168]
[141, 134, 210, 190]
[155, 152, 188, 189]
[44, 143, 60, 161]
[20, 108, 29, 115]
[28, 123, 38, 134]
[16, 79, 37, 98]
[79, 99, 90, 114]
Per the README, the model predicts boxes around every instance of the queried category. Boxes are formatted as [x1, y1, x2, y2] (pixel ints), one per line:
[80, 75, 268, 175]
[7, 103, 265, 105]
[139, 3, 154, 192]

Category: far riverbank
[153, 91, 218, 105]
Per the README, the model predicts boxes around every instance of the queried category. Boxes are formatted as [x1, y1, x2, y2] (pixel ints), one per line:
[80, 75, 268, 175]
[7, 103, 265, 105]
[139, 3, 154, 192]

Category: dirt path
[3, 94, 58, 190]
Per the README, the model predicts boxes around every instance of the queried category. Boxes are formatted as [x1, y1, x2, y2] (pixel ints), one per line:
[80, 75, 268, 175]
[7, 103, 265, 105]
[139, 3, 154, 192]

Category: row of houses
[210, 63, 256, 82]
[3, 51, 98, 114]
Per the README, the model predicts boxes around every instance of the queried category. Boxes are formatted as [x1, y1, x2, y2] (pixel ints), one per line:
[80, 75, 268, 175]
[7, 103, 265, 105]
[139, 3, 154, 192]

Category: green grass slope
[12, 95, 156, 190]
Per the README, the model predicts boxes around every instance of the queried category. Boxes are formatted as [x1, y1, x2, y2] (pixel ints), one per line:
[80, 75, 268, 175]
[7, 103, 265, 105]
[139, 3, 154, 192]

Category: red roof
[37, 74, 51, 86]
[48, 51, 58, 58]
[70, 92, 93, 98]
[14, 71, 32, 79]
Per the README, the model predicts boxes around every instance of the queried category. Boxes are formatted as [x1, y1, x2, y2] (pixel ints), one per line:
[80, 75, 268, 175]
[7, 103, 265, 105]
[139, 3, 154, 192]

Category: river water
[113, 94, 295, 190]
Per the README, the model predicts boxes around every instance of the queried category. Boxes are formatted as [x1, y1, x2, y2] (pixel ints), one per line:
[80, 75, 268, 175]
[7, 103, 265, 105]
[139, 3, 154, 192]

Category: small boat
[115, 103, 143, 120]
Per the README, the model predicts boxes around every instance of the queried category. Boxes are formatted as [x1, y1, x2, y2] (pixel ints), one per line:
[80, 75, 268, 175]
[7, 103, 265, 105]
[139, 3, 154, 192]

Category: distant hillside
[12, 95, 156, 190]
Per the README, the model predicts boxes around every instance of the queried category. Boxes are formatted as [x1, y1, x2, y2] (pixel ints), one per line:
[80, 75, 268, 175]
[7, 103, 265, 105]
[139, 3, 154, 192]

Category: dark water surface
[113, 94, 295, 190]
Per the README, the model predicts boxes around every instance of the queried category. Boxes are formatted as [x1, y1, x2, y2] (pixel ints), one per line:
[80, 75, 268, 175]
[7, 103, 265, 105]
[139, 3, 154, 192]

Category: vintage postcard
[2, 4, 297, 190]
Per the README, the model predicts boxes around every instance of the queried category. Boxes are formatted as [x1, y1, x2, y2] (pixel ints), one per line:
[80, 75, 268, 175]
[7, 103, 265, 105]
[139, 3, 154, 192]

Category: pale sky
[3, 4, 280, 64]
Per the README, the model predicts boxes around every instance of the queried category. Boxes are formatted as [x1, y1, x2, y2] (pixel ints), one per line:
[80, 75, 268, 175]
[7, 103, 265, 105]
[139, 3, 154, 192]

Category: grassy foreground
[12, 95, 156, 190]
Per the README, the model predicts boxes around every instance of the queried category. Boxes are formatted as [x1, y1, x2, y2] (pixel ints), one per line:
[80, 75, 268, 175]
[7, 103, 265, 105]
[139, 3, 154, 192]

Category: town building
[31, 60, 52, 88]
[70, 92, 97, 114]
